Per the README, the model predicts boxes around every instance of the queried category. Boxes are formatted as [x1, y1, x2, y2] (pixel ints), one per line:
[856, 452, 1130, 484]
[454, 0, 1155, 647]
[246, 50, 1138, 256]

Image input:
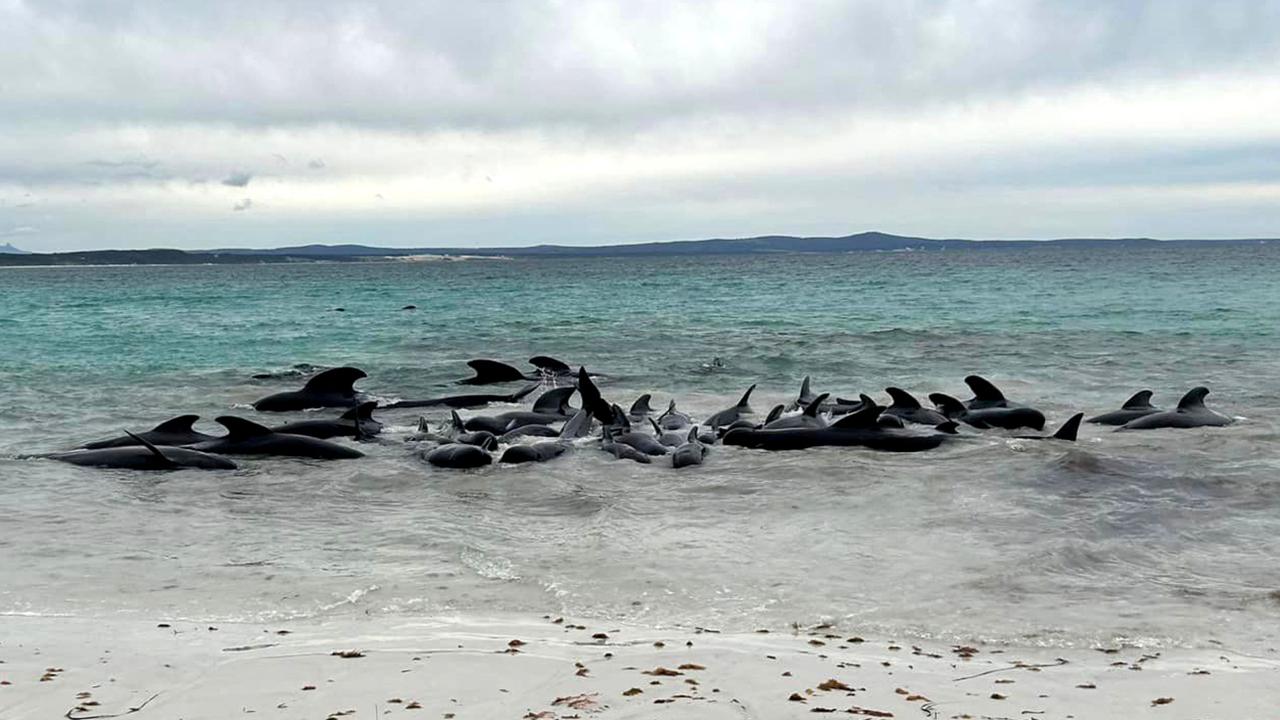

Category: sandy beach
[3, 614, 1276, 720]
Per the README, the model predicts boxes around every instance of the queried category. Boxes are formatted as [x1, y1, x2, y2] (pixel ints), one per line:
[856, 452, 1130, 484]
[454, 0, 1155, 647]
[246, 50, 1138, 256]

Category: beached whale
[191, 417, 364, 459]
[1014, 413, 1083, 441]
[704, 384, 756, 429]
[929, 392, 1046, 431]
[462, 387, 577, 434]
[1087, 390, 1160, 426]
[671, 428, 708, 468]
[79, 415, 218, 449]
[1117, 387, 1234, 430]
[457, 359, 535, 385]
[386, 383, 537, 410]
[656, 400, 693, 431]
[880, 388, 950, 427]
[424, 443, 492, 468]
[50, 431, 237, 470]
[253, 367, 367, 412]
[271, 402, 382, 440]
[762, 393, 830, 430]
[722, 402, 956, 453]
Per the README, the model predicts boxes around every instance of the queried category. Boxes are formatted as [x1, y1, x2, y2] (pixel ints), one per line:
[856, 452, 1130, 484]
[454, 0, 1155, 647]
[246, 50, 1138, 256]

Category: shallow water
[2, 246, 1279, 649]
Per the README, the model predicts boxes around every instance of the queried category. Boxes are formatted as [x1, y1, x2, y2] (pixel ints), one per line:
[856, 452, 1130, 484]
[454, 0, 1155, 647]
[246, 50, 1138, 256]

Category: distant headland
[2, 231, 1275, 266]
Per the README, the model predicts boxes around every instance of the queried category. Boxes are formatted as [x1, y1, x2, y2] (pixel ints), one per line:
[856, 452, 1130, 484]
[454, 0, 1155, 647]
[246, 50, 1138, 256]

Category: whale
[703, 384, 757, 429]
[575, 367, 616, 425]
[881, 388, 950, 427]
[628, 394, 654, 423]
[387, 383, 537, 410]
[424, 443, 492, 469]
[1087, 390, 1160, 426]
[601, 427, 652, 464]
[80, 415, 218, 449]
[722, 402, 956, 453]
[407, 417, 452, 444]
[785, 376, 819, 412]
[929, 392, 1046, 431]
[499, 424, 561, 443]
[1014, 413, 1083, 441]
[462, 387, 577, 434]
[652, 419, 691, 447]
[671, 428, 708, 468]
[1117, 387, 1234, 430]
[271, 402, 382, 440]
[499, 441, 569, 464]
[656, 400, 693, 431]
[191, 417, 364, 459]
[50, 431, 237, 470]
[253, 367, 367, 412]
[763, 393, 830, 430]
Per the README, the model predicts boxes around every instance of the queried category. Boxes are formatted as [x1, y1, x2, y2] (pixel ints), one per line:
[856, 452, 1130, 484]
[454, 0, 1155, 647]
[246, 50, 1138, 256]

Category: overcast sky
[3, 1, 1280, 251]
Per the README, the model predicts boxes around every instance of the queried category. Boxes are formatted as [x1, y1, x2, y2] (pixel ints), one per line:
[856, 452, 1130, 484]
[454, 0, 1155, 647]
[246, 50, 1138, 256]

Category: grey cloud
[222, 171, 253, 187]
[232, 198, 253, 211]
[1, 1, 1278, 131]
[307, 158, 326, 169]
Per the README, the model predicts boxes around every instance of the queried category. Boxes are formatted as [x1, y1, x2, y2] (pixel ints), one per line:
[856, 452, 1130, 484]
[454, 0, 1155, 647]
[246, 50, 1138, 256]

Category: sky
[3, 1, 1280, 252]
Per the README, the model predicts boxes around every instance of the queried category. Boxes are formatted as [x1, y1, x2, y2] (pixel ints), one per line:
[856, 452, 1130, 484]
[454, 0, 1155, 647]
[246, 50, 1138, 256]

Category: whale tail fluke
[1052, 413, 1084, 441]
[577, 367, 614, 424]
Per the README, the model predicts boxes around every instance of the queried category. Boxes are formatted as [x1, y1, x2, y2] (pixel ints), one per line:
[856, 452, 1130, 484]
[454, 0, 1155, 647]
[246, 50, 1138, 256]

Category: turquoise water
[2, 246, 1279, 648]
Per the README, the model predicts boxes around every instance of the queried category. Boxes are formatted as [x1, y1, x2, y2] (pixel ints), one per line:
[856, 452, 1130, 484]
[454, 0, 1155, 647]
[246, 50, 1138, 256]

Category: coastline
[2, 613, 1275, 719]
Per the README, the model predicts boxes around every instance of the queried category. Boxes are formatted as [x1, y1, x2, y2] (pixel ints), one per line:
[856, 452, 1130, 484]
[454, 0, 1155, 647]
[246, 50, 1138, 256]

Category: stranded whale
[1117, 387, 1234, 430]
[253, 367, 367, 412]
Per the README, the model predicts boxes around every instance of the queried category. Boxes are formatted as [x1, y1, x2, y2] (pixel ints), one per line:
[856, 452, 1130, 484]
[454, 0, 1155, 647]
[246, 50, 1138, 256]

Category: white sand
[2, 614, 1276, 719]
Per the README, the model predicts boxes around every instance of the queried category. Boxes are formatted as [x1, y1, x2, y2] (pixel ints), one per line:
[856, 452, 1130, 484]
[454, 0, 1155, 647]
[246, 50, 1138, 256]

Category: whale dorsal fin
[463, 359, 527, 384]
[151, 414, 200, 434]
[964, 375, 1005, 403]
[664, 400, 677, 416]
[533, 387, 576, 414]
[216, 416, 275, 439]
[609, 403, 631, 431]
[885, 387, 920, 410]
[764, 404, 784, 424]
[1177, 386, 1210, 410]
[831, 402, 883, 430]
[416, 417, 430, 433]
[1053, 413, 1084, 441]
[302, 367, 366, 395]
[687, 427, 699, 443]
[340, 401, 378, 421]
[736, 384, 757, 408]
[928, 393, 966, 418]
[125, 430, 177, 467]
[797, 376, 812, 400]
[1121, 390, 1154, 409]
[804, 393, 830, 417]
[630, 394, 652, 415]
[530, 356, 571, 375]
[648, 418, 661, 434]
[449, 410, 465, 431]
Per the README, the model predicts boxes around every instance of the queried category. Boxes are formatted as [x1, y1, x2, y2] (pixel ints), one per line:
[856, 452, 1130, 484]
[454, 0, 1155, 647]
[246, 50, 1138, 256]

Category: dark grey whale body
[425, 443, 492, 468]
[462, 387, 577, 434]
[80, 415, 217, 449]
[1087, 390, 1159, 426]
[704, 384, 756, 429]
[881, 388, 949, 427]
[1014, 413, 1083, 441]
[671, 428, 708, 468]
[723, 403, 955, 453]
[387, 384, 536, 410]
[271, 402, 382, 440]
[253, 367, 367, 412]
[1117, 387, 1234, 430]
[51, 432, 237, 470]
[191, 417, 364, 459]
[929, 376, 1046, 431]
[762, 393, 830, 430]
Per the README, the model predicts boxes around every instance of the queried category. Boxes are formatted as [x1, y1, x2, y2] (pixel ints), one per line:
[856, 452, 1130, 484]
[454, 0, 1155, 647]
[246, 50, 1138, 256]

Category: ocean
[2, 245, 1278, 651]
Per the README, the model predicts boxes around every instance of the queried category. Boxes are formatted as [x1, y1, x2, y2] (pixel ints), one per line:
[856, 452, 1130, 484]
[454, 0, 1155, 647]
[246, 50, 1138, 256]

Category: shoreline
[2, 613, 1275, 719]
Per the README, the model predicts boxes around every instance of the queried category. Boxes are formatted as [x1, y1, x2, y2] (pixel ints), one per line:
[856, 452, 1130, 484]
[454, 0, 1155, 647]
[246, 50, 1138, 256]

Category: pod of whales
[1116, 387, 1234, 430]
[41, 360, 1240, 475]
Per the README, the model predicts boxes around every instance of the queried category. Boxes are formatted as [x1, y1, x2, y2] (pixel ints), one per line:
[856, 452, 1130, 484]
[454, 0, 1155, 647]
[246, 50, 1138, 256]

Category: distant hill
[0, 242, 29, 254]
[4, 231, 1276, 266]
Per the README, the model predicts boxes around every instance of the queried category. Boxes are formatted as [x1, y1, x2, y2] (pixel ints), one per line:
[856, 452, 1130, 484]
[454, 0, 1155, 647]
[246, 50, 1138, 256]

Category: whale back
[151, 414, 201, 434]
[216, 416, 276, 440]
[964, 375, 1006, 404]
[1177, 386, 1211, 411]
[340, 401, 378, 421]
[530, 355, 571, 375]
[463, 359, 527, 384]
[1122, 390, 1155, 409]
[302, 366, 366, 395]
[532, 387, 577, 415]
[885, 387, 921, 410]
